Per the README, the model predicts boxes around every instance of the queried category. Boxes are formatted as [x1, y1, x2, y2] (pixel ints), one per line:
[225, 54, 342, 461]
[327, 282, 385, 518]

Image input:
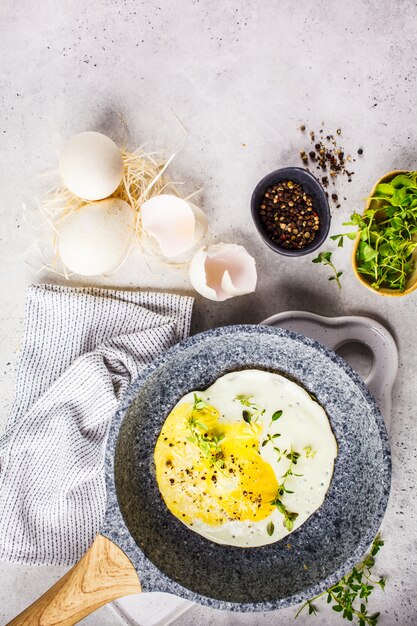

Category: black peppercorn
[258, 180, 320, 250]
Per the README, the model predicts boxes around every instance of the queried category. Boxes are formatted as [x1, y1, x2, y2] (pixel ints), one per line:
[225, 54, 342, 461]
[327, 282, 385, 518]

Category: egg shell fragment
[59, 131, 124, 201]
[189, 243, 257, 301]
[140, 194, 206, 258]
[57, 198, 134, 276]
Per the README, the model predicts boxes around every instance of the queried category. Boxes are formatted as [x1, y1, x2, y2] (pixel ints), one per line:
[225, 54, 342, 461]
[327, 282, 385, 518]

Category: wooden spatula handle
[7, 534, 141, 626]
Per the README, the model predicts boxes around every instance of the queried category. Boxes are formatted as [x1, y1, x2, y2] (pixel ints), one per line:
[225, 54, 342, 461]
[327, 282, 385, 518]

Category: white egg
[57, 198, 134, 276]
[59, 131, 124, 200]
[189, 243, 257, 301]
[155, 369, 338, 548]
[140, 194, 207, 258]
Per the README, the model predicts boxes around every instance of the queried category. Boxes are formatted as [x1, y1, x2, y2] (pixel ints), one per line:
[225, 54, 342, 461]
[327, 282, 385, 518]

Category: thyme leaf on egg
[262, 433, 281, 447]
[186, 395, 225, 471]
[235, 394, 266, 425]
[193, 393, 208, 411]
[270, 444, 315, 531]
[267, 521, 275, 536]
[186, 420, 225, 471]
[271, 410, 283, 423]
[284, 449, 302, 474]
[304, 446, 317, 459]
[235, 394, 255, 407]
[268, 444, 318, 534]
[295, 534, 386, 625]
[271, 494, 299, 531]
[242, 410, 252, 424]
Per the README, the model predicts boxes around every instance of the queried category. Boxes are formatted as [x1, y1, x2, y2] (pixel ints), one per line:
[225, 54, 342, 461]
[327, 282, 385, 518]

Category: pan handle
[7, 535, 141, 626]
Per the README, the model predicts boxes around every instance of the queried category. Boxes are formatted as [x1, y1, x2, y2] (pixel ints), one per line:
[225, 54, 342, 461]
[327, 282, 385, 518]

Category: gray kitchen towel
[0, 284, 193, 566]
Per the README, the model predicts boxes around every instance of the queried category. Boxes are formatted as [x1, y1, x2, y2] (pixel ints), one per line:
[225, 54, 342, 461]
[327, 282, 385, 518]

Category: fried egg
[154, 369, 337, 547]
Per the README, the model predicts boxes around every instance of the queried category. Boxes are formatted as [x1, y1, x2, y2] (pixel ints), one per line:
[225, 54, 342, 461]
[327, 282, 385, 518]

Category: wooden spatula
[8, 535, 141, 626]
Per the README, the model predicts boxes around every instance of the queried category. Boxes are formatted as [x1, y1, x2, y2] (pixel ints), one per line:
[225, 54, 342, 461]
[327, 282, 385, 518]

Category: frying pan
[9, 325, 391, 625]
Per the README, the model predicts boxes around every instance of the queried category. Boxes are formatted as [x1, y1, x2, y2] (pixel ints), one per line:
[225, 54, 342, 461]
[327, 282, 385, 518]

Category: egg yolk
[154, 403, 278, 527]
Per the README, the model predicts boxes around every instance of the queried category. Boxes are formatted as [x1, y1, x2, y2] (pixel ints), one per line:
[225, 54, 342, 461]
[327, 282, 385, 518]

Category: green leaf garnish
[187, 395, 225, 471]
[234, 394, 265, 425]
[242, 410, 252, 424]
[271, 410, 283, 422]
[295, 534, 386, 625]
[267, 521, 274, 536]
[304, 446, 316, 459]
[330, 172, 417, 292]
[312, 251, 343, 288]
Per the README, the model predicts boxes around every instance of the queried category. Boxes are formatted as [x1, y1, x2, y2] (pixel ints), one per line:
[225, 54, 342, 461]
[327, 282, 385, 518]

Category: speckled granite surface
[102, 325, 390, 611]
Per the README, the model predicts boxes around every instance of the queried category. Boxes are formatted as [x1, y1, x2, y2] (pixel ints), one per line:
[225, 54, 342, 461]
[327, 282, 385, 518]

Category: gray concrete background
[1, 0, 416, 624]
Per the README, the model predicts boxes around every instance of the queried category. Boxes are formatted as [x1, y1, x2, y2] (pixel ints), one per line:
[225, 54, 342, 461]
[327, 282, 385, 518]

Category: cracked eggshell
[57, 198, 134, 276]
[140, 194, 207, 258]
[189, 243, 257, 301]
[59, 131, 124, 201]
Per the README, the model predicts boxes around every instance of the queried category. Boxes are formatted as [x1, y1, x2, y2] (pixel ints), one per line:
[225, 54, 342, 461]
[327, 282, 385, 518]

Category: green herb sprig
[304, 446, 316, 459]
[234, 394, 265, 426]
[262, 433, 281, 447]
[312, 251, 343, 288]
[271, 409, 283, 424]
[331, 172, 417, 292]
[186, 394, 225, 471]
[270, 447, 303, 531]
[295, 534, 386, 625]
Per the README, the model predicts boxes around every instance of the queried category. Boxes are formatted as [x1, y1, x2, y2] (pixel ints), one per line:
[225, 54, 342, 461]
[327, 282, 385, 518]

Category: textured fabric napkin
[0, 284, 193, 566]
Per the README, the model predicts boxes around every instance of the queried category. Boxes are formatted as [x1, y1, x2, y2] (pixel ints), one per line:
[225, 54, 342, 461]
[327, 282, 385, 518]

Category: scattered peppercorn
[298, 125, 365, 206]
[258, 180, 320, 250]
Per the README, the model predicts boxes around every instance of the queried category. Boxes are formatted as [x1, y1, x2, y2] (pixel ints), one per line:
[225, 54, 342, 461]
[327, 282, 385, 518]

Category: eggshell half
[59, 131, 124, 200]
[57, 198, 134, 276]
[189, 243, 257, 301]
[141, 194, 205, 258]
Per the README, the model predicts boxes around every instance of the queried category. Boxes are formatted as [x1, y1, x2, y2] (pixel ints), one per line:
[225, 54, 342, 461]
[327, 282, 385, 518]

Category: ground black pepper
[259, 180, 320, 249]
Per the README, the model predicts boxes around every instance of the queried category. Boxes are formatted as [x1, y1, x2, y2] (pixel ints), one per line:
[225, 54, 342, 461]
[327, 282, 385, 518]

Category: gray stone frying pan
[10, 325, 391, 625]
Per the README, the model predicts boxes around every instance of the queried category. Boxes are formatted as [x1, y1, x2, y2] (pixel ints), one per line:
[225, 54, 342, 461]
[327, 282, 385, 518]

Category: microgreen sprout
[312, 251, 343, 288]
[331, 172, 417, 292]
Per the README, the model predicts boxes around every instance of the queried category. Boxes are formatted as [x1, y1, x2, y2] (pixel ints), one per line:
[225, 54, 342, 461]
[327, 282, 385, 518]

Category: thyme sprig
[312, 251, 343, 288]
[234, 394, 266, 425]
[295, 534, 386, 625]
[186, 394, 225, 471]
[304, 446, 316, 459]
[270, 446, 303, 531]
[262, 432, 281, 447]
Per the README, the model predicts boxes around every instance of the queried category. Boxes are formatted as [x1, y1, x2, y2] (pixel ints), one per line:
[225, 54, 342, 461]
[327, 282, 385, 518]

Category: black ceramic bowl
[251, 167, 331, 256]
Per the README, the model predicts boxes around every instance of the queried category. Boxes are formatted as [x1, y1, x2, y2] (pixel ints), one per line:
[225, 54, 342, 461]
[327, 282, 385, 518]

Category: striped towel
[0, 284, 193, 566]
